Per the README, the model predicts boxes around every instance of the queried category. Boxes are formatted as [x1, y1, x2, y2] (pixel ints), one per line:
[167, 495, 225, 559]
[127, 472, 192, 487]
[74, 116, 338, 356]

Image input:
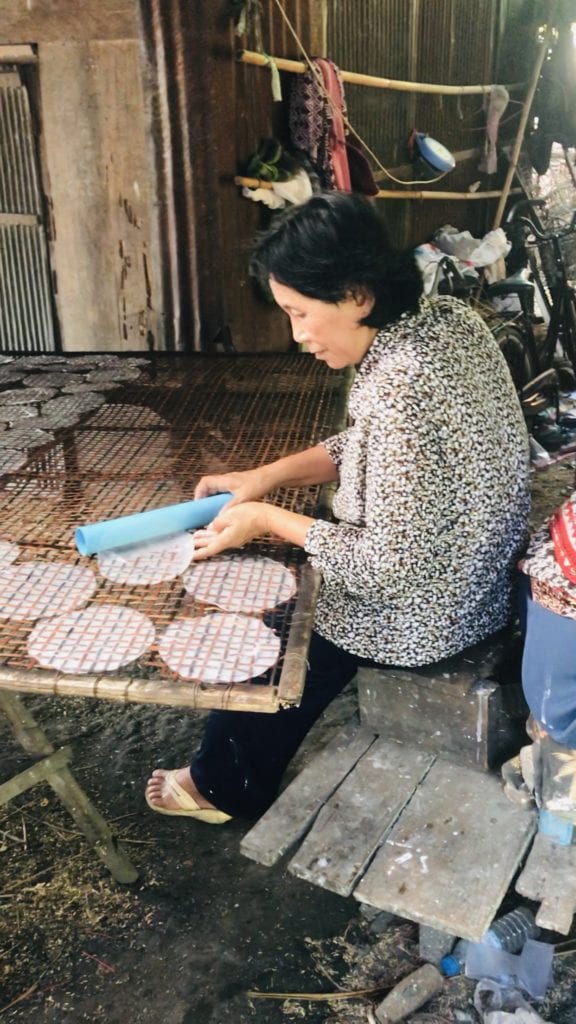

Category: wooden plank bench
[356, 629, 527, 771]
[241, 633, 576, 944]
[241, 718, 537, 946]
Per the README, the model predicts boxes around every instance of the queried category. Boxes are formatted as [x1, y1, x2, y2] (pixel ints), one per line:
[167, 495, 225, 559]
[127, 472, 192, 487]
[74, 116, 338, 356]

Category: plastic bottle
[482, 906, 539, 953]
[440, 907, 539, 977]
[374, 964, 444, 1023]
[440, 938, 468, 977]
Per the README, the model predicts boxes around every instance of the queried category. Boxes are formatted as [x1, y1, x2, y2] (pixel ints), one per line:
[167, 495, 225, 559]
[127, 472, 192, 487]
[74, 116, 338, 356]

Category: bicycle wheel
[558, 288, 576, 378]
[491, 321, 535, 392]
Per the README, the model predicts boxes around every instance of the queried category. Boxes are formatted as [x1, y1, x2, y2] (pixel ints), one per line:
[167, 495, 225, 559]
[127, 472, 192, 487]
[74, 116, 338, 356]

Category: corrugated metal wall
[0, 74, 55, 353]
[327, 0, 504, 245]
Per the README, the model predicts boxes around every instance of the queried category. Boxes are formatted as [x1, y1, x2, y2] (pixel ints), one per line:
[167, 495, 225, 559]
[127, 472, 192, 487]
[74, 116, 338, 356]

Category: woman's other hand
[192, 502, 271, 560]
[193, 469, 273, 508]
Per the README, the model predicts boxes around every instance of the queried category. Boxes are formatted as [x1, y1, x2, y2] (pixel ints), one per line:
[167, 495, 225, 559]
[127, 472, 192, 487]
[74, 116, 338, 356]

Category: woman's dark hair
[249, 191, 423, 328]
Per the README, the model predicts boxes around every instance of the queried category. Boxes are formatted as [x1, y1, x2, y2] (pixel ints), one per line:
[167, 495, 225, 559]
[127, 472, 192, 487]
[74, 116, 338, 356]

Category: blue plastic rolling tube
[74, 493, 232, 557]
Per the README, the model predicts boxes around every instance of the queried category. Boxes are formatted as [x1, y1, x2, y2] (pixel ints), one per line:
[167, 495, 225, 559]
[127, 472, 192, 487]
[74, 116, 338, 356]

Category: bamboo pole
[238, 49, 524, 96]
[492, 28, 552, 229]
[234, 176, 520, 201]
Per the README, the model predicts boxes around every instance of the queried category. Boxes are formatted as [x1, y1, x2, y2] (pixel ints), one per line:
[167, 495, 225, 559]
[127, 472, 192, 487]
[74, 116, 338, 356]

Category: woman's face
[269, 279, 377, 369]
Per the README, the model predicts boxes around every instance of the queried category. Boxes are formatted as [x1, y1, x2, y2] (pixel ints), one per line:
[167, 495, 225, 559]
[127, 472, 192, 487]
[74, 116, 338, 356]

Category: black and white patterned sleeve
[305, 380, 440, 599]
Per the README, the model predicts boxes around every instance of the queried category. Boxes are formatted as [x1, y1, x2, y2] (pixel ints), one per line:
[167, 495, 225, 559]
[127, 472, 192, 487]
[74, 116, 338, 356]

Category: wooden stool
[356, 629, 528, 771]
[0, 691, 138, 884]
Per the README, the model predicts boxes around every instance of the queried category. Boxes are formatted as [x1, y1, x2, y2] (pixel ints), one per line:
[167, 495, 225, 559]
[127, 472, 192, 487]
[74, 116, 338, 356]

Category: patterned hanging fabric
[289, 57, 351, 190]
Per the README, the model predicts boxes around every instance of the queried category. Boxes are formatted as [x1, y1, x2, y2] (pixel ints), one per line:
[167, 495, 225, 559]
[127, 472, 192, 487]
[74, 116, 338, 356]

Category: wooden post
[492, 29, 553, 229]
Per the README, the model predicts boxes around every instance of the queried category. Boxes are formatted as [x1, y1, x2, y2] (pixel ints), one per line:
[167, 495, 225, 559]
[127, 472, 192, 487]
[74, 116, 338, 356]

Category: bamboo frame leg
[0, 691, 138, 884]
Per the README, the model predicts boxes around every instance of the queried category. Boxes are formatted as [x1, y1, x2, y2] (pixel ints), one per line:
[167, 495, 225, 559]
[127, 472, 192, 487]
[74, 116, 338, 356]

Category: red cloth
[316, 58, 351, 191]
[550, 495, 576, 585]
[289, 56, 351, 191]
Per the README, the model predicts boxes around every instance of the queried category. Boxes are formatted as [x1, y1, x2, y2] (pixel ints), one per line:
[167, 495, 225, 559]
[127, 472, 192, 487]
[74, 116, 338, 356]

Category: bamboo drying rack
[0, 353, 351, 713]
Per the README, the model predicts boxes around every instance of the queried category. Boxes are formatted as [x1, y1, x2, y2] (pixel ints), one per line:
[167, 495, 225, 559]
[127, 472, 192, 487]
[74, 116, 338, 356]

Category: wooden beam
[492, 28, 552, 228]
[238, 49, 524, 96]
[234, 176, 520, 201]
[0, 44, 37, 64]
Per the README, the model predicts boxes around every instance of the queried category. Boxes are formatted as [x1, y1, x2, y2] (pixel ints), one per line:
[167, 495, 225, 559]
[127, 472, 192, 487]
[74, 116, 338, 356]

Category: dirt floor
[2, 459, 576, 1024]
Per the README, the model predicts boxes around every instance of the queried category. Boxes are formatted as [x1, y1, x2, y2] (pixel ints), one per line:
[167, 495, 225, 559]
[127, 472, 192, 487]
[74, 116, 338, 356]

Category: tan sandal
[145, 770, 232, 825]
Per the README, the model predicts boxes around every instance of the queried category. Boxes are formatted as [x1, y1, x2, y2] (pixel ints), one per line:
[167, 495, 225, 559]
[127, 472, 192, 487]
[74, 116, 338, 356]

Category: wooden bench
[241, 632, 576, 947]
[356, 629, 527, 771]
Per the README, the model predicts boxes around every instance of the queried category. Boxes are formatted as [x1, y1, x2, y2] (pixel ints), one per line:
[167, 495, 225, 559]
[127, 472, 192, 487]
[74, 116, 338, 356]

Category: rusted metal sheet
[0, 79, 55, 352]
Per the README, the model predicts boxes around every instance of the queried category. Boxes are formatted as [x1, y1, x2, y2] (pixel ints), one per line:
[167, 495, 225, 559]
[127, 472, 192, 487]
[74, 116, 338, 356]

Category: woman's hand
[192, 502, 271, 560]
[194, 468, 274, 508]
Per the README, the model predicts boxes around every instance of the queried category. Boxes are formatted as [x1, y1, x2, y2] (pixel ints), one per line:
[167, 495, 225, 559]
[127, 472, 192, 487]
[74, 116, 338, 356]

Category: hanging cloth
[316, 59, 351, 191]
[478, 85, 510, 175]
[289, 57, 351, 190]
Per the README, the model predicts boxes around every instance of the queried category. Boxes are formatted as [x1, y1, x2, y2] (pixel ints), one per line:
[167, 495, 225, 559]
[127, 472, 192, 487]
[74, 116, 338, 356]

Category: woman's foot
[145, 767, 232, 824]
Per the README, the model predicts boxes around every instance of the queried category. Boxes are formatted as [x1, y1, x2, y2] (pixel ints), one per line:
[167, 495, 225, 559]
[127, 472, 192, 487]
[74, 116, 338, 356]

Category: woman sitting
[146, 191, 530, 824]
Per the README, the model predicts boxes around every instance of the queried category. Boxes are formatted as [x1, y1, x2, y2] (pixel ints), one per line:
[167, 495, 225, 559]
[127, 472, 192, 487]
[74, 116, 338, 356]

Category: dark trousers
[190, 631, 383, 818]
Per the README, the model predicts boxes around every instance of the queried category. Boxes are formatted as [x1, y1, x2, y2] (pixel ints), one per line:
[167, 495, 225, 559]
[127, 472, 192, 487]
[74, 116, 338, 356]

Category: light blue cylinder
[75, 493, 232, 556]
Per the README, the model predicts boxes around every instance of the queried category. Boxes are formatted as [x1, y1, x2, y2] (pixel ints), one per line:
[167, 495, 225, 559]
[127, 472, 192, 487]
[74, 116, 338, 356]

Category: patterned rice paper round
[6, 406, 39, 424]
[0, 387, 57, 405]
[0, 562, 97, 620]
[0, 369, 24, 384]
[23, 372, 76, 388]
[85, 404, 168, 429]
[0, 427, 54, 449]
[182, 555, 296, 613]
[97, 533, 195, 586]
[158, 613, 281, 683]
[0, 449, 28, 474]
[42, 393, 106, 418]
[11, 356, 69, 369]
[0, 541, 19, 567]
[86, 368, 142, 385]
[62, 382, 117, 394]
[27, 604, 155, 674]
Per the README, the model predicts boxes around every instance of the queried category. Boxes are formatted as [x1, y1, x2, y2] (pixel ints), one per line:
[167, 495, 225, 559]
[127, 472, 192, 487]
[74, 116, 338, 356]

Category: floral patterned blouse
[520, 522, 576, 620]
[304, 296, 530, 665]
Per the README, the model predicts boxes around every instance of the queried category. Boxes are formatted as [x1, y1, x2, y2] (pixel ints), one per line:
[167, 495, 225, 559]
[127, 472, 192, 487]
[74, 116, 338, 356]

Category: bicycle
[433, 201, 576, 448]
[491, 200, 576, 390]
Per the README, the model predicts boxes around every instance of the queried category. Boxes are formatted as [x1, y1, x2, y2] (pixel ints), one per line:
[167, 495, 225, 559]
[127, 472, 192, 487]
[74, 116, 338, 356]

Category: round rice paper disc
[182, 555, 296, 612]
[86, 404, 167, 429]
[23, 372, 73, 388]
[0, 386, 57, 405]
[0, 427, 54, 449]
[86, 368, 142, 385]
[158, 613, 280, 683]
[0, 562, 97, 620]
[62, 382, 112, 394]
[0, 541, 19, 567]
[97, 533, 195, 585]
[0, 449, 28, 474]
[6, 406, 39, 424]
[27, 604, 155, 674]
